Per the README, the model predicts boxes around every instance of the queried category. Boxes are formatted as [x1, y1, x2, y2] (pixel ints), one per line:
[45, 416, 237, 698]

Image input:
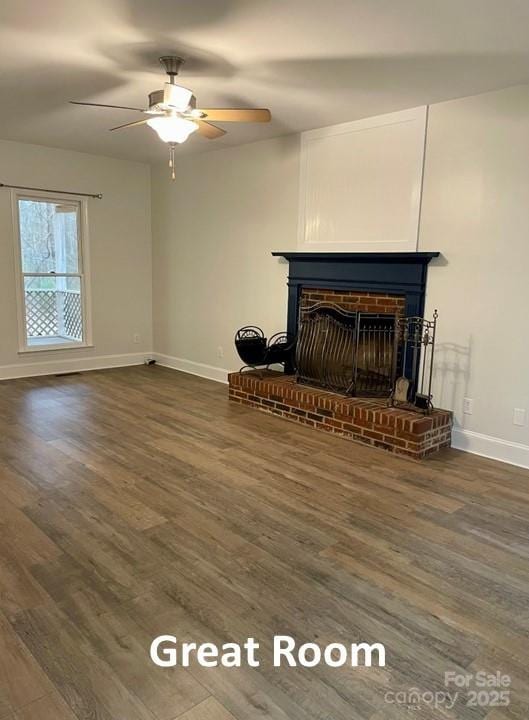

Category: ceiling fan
[70, 56, 272, 178]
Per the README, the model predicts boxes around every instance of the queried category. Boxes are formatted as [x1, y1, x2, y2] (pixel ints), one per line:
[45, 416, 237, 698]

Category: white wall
[151, 84, 529, 467]
[421, 85, 529, 465]
[151, 135, 299, 380]
[0, 139, 152, 378]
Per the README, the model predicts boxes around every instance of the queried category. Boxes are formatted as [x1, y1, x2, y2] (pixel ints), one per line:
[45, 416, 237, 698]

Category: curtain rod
[0, 183, 102, 199]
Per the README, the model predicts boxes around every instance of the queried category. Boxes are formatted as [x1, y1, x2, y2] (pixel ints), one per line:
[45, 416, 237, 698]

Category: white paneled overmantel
[298, 106, 428, 253]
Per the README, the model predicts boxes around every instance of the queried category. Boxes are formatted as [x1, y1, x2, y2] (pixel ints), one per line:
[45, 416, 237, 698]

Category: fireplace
[276, 251, 438, 386]
[228, 251, 452, 459]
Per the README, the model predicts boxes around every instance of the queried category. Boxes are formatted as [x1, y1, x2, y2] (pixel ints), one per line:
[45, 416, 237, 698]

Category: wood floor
[1, 365, 529, 720]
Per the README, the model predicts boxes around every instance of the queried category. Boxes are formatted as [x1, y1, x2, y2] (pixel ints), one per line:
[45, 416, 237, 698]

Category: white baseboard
[452, 428, 529, 470]
[153, 353, 230, 384]
[0, 352, 148, 381]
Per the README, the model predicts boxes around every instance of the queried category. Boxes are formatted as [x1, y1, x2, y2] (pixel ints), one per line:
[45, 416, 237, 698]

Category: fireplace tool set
[389, 310, 438, 412]
[234, 309, 438, 414]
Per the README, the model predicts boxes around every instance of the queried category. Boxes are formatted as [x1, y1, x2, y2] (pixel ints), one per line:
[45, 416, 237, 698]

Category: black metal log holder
[389, 310, 438, 413]
[234, 326, 296, 374]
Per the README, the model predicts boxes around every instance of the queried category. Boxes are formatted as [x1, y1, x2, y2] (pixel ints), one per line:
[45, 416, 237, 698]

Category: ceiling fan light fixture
[146, 116, 198, 143]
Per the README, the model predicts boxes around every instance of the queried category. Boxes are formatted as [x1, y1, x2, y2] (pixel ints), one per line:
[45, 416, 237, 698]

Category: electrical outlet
[513, 408, 526, 426]
[463, 398, 473, 415]
[217, 346, 224, 359]
[133, 333, 141, 344]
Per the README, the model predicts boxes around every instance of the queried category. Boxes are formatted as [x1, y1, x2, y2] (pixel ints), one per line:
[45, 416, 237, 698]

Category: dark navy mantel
[271, 251, 440, 338]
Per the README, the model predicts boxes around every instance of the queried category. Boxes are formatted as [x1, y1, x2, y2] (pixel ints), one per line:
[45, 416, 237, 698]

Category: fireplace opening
[295, 302, 398, 397]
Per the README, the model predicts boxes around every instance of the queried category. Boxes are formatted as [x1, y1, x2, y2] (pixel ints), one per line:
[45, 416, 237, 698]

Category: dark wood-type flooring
[0, 366, 528, 719]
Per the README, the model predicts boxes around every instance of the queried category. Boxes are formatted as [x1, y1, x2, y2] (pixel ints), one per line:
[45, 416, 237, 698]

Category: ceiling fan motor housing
[148, 89, 196, 113]
[148, 89, 165, 109]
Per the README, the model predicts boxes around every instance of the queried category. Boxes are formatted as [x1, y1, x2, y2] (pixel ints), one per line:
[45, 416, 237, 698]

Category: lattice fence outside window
[25, 289, 82, 340]
[61, 291, 83, 340]
[25, 289, 59, 337]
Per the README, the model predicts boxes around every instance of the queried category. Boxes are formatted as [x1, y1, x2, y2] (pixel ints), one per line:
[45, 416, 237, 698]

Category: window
[13, 193, 91, 351]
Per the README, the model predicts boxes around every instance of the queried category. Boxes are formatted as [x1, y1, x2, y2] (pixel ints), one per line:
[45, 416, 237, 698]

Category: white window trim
[11, 189, 93, 353]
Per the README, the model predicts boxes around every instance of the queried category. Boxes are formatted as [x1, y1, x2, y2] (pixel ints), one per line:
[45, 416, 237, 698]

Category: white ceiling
[1, 0, 529, 163]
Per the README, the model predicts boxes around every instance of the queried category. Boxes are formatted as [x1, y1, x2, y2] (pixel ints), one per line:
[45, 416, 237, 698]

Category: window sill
[18, 343, 95, 354]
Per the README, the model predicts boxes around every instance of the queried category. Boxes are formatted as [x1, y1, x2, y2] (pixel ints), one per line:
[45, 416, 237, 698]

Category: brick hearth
[229, 371, 452, 460]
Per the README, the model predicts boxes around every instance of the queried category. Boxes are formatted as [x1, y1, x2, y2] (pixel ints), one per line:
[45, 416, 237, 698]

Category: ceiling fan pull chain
[169, 143, 176, 180]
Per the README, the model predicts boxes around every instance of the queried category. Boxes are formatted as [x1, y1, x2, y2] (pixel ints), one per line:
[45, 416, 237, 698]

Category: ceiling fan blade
[109, 118, 150, 131]
[198, 108, 271, 123]
[70, 101, 146, 112]
[196, 121, 227, 139]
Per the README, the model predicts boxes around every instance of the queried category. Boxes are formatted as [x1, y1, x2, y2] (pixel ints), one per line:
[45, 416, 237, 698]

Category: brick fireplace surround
[300, 287, 406, 317]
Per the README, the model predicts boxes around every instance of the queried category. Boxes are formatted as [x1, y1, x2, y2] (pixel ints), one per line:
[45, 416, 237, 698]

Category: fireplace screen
[295, 303, 398, 397]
